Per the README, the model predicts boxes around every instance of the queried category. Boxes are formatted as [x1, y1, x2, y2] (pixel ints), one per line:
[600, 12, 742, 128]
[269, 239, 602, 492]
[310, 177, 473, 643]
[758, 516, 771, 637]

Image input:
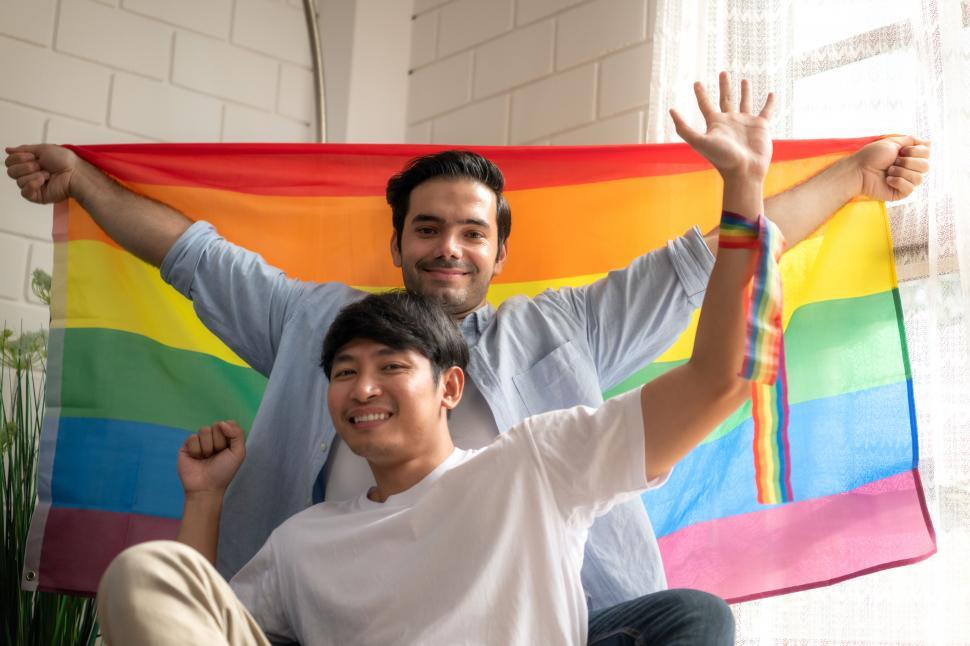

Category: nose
[351, 372, 382, 402]
[434, 231, 462, 259]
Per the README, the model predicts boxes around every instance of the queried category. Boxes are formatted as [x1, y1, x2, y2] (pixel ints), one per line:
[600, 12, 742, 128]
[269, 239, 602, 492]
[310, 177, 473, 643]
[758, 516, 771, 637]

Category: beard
[401, 260, 490, 317]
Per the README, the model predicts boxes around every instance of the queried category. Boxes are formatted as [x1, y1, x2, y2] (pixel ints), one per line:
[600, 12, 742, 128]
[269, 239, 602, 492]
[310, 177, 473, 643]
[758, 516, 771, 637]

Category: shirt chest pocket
[512, 340, 602, 417]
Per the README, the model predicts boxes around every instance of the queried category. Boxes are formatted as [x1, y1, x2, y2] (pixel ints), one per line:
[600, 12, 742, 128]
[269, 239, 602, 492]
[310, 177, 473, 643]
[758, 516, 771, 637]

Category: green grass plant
[2, 270, 97, 645]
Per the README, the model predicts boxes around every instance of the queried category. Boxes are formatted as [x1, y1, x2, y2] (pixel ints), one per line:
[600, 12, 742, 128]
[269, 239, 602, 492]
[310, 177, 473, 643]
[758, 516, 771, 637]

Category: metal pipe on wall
[302, 0, 327, 142]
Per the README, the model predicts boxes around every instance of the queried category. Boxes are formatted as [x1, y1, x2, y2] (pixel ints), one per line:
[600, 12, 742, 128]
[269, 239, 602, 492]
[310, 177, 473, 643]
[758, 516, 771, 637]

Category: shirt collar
[355, 447, 468, 509]
[459, 303, 494, 345]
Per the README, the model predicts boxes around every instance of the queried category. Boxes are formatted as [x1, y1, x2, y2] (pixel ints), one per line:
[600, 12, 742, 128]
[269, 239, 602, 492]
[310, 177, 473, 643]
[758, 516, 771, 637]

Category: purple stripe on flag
[37, 507, 180, 595]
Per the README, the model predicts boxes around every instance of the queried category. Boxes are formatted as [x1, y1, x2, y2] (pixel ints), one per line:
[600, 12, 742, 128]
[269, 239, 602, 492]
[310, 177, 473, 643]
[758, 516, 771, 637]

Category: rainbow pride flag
[24, 140, 936, 601]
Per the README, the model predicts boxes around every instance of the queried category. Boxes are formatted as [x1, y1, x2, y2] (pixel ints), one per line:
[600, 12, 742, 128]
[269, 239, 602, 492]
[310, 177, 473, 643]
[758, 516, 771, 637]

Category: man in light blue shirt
[5, 72, 929, 628]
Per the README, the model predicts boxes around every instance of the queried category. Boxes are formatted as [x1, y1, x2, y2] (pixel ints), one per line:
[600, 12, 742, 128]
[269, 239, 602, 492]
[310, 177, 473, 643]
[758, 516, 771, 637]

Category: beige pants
[97, 540, 270, 646]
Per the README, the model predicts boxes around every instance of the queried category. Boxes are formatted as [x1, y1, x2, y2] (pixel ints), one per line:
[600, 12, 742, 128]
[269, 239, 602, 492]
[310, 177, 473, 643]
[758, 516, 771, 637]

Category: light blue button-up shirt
[161, 221, 714, 611]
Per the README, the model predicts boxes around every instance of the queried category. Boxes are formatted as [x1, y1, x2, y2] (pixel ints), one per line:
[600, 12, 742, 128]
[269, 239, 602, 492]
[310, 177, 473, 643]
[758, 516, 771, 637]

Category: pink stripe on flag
[38, 508, 180, 596]
[658, 469, 936, 603]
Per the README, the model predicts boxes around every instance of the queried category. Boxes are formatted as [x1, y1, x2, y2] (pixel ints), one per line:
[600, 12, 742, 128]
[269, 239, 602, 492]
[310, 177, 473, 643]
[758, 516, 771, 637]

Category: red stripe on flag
[66, 137, 881, 196]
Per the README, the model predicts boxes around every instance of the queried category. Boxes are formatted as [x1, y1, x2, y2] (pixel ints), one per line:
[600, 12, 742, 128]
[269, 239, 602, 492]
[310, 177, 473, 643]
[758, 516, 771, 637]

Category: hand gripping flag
[25, 139, 935, 602]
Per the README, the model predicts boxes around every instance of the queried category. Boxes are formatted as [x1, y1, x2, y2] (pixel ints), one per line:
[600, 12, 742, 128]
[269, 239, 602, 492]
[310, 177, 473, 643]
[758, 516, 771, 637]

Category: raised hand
[4, 144, 79, 204]
[669, 71, 775, 183]
[177, 421, 247, 497]
[854, 136, 930, 202]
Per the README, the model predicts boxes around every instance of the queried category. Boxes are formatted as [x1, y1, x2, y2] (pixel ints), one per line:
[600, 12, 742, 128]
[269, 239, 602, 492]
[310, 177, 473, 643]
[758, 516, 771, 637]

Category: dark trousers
[587, 589, 735, 645]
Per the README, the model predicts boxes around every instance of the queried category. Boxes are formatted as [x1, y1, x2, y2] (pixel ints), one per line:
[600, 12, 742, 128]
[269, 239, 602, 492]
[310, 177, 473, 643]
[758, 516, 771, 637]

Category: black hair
[385, 150, 512, 253]
[321, 290, 469, 382]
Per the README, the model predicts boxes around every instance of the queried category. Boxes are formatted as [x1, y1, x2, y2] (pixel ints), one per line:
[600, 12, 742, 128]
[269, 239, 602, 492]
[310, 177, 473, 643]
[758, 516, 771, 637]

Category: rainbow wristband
[718, 210, 792, 504]
[718, 210, 786, 383]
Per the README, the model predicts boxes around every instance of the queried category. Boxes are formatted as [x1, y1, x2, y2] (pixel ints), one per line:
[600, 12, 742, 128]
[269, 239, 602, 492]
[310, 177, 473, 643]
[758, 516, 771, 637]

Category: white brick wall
[510, 64, 597, 142]
[0, 0, 316, 333]
[57, 0, 172, 80]
[408, 52, 473, 123]
[433, 95, 509, 145]
[407, 0, 658, 146]
[172, 31, 279, 110]
[437, 0, 514, 58]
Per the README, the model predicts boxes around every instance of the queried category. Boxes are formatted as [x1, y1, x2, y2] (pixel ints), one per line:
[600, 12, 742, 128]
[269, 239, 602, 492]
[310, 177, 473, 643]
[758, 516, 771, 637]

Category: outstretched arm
[641, 75, 773, 480]
[5, 144, 190, 266]
[176, 421, 247, 564]
[700, 74, 930, 254]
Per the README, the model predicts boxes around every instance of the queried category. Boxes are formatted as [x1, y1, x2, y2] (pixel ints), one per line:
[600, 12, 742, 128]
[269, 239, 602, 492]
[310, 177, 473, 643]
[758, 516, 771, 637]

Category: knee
[98, 540, 201, 603]
[671, 589, 735, 644]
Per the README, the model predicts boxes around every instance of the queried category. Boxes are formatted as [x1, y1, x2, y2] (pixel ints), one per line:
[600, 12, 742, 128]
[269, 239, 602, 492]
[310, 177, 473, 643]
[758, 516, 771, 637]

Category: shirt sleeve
[159, 221, 312, 376]
[230, 539, 297, 642]
[518, 389, 668, 527]
[539, 226, 714, 391]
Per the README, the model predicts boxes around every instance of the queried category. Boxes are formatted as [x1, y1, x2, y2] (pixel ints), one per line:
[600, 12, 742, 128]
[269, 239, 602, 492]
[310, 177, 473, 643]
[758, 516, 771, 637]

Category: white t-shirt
[323, 374, 499, 502]
[230, 389, 665, 645]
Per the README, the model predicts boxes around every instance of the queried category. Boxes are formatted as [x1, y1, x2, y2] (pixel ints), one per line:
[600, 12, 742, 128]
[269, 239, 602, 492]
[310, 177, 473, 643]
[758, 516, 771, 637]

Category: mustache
[417, 259, 476, 273]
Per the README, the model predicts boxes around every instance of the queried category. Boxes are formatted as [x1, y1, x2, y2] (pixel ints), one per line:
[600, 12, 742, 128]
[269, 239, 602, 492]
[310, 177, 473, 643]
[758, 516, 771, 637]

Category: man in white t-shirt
[95, 78, 775, 645]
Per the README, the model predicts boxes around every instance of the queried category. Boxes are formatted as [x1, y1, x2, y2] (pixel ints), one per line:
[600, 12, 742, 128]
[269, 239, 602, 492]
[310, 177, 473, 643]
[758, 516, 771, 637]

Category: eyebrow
[411, 213, 491, 229]
[332, 346, 406, 365]
[332, 352, 354, 366]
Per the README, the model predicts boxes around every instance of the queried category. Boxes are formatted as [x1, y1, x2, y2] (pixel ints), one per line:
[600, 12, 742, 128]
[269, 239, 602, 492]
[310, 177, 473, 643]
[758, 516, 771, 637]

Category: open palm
[669, 72, 775, 181]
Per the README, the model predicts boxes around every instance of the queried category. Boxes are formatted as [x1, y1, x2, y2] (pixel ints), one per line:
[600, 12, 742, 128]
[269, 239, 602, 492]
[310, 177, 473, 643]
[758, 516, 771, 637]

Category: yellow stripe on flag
[64, 195, 893, 363]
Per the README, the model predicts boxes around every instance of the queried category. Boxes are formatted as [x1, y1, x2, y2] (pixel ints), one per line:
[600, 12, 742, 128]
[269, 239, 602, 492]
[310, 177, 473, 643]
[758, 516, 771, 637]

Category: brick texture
[432, 95, 509, 145]
[438, 0, 514, 58]
[232, 0, 311, 66]
[408, 53, 473, 122]
[413, 0, 452, 15]
[510, 64, 596, 142]
[550, 110, 642, 144]
[406, 121, 432, 144]
[473, 20, 554, 99]
[516, 0, 584, 25]
[0, 233, 30, 301]
[0, 36, 111, 122]
[46, 116, 152, 144]
[0, 101, 47, 149]
[120, 0, 232, 39]
[556, 0, 646, 70]
[410, 10, 438, 70]
[599, 43, 652, 116]
[56, 0, 172, 79]
[278, 64, 315, 123]
[110, 73, 223, 141]
[0, 0, 57, 46]
[407, 0, 656, 154]
[0, 0, 328, 332]
[222, 104, 311, 142]
[172, 31, 278, 109]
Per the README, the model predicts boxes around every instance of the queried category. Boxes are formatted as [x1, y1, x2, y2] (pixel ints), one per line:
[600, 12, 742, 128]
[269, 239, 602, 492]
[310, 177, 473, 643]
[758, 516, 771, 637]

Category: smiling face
[390, 178, 508, 319]
[327, 338, 463, 468]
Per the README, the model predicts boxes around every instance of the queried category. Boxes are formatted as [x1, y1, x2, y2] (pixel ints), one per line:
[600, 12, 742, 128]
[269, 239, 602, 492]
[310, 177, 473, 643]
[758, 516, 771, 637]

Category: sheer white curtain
[648, 1, 970, 642]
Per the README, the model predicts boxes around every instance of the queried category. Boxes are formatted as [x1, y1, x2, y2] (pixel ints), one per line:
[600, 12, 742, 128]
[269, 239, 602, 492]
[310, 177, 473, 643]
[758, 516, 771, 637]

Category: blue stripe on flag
[647, 380, 916, 537]
[51, 417, 189, 518]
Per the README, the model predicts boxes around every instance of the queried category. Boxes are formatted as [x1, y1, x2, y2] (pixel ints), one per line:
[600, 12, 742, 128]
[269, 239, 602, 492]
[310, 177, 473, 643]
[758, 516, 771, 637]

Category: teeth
[352, 413, 389, 423]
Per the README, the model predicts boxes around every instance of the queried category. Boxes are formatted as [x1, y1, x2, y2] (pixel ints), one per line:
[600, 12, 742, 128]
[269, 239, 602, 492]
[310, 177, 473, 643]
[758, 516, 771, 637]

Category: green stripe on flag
[605, 290, 908, 443]
[60, 328, 267, 431]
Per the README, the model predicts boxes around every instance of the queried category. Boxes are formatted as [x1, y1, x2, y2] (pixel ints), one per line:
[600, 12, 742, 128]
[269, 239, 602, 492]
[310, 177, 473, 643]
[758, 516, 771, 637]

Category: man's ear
[440, 366, 465, 412]
[390, 230, 402, 268]
[493, 239, 509, 276]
